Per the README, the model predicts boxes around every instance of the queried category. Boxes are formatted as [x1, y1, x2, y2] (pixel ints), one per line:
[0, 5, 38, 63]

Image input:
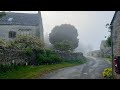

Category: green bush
[36, 50, 63, 65]
[24, 48, 33, 56]
[104, 55, 111, 59]
[54, 40, 74, 52]
[8, 35, 44, 50]
[0, 64, 18, 73]
[45, 49, 55, 56]
[49, 54, 63, 64]
[36, 54, 46, 65]
[64, 59, 85, 64]
[102, 68, 113, 79]
[0, 39, 7, 47]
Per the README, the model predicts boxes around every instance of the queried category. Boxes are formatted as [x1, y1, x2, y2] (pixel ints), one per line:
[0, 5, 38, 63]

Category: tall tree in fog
[49, 24, 79, 50]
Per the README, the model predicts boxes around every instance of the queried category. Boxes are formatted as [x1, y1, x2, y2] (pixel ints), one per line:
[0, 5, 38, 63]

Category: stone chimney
[38, 11, 44, 42]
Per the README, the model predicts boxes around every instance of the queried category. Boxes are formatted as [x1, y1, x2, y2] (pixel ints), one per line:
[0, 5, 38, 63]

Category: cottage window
[9, 31, 16, 38]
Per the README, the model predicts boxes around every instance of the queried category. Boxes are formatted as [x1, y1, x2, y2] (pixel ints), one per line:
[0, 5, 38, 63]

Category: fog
[4, 11, 115, 54]
[41, 11, 115, 54]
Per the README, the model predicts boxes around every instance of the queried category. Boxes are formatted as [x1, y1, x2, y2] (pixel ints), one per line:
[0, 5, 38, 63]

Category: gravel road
[41, 56, 111, 79]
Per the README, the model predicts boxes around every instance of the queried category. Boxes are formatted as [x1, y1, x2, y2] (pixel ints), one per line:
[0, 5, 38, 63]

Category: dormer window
[8, 18, 13, 22]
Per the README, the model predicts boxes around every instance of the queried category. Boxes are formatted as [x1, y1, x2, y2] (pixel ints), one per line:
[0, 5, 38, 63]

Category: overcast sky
[8, 11, 115, 51]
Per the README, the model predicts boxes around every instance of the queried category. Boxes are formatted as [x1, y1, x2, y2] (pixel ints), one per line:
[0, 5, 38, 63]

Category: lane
[41, 56, 111, 79]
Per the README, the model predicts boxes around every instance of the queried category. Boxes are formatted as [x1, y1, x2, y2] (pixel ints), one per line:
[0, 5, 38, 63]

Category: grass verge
[0, 60, 86, 79]
[103, 57, 112, 64]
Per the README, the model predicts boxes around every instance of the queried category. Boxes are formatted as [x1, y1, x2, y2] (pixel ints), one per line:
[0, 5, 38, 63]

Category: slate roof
[0, 12, 40, 26]
[110, 11, 118, 25]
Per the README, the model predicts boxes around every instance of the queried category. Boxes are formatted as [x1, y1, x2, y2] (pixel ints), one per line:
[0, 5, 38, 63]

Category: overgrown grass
[104, 57, 112, 63]
[0, 60, 86, 79]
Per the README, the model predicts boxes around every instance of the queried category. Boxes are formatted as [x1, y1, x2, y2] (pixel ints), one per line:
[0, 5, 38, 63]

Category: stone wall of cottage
[0, 25, 40, 41]
[112, 11, 120, 56]
[112, 11, 120, 78]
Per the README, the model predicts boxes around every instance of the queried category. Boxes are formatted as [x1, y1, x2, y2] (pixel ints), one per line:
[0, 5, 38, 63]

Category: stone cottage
[110, 11, 120, 78]
[0, 11, 44, 42]
[111, 11, 120, 56]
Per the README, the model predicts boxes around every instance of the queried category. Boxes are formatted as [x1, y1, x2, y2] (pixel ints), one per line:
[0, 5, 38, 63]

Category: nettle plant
[102, 68, 113, 79]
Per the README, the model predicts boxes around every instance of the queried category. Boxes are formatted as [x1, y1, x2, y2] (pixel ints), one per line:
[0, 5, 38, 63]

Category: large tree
[54, 40, 74, 52]
[49, 24, 79, 50]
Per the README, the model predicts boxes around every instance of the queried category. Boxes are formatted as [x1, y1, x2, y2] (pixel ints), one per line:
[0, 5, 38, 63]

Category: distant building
[0, 11, 44, 42]
[87, 50, 101, 57]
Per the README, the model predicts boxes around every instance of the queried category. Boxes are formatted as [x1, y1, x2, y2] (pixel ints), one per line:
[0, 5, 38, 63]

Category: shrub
[8, 35, 44, 50]
[0, 64, 18, 73]
[64, 59, 86, 64]
[54, 40, 74, 52]
[36, 54, 47, 65]
[49, 54, 63, 64]
[0, 39, 7, 47]
[102, 68, 113, 79]
[24, 47, 33, 56]
[44, 49, 55, 56]
[36, 49, 63, 65]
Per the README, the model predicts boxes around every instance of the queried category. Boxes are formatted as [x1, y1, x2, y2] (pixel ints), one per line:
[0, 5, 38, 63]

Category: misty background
[3, 11, 115, 54]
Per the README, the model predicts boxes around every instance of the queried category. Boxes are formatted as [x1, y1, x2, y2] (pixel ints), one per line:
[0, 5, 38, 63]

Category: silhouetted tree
[49, 24, 79, 50]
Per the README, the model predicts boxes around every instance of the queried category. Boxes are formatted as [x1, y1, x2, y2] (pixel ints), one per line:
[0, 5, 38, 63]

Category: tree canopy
[49, 24, 79, 50]
[54, 40, 74, 52]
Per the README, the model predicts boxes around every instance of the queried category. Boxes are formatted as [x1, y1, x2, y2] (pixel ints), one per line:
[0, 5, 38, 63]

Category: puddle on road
[83, 73, 88, 75]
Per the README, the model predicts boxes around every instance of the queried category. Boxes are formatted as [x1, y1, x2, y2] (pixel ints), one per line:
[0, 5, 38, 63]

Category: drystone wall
[0, 47, 38, 65]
